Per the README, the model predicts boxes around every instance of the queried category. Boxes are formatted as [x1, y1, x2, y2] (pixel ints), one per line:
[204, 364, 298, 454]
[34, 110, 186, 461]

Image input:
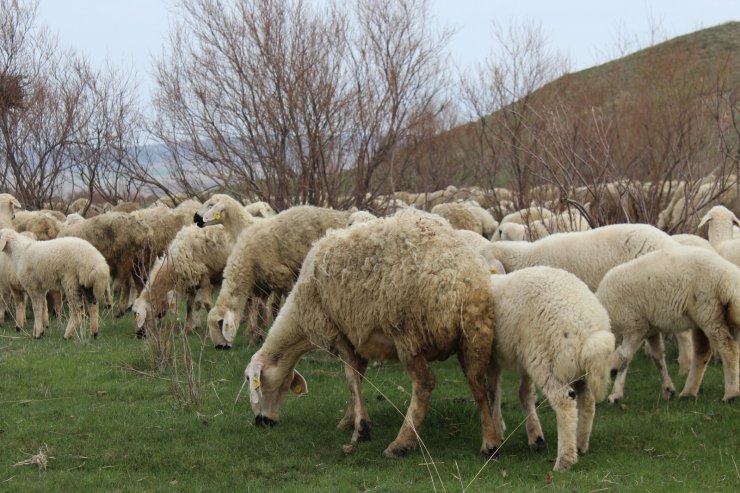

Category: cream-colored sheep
[430, 203, 479, 233]
[489, 266, 614, 471]
[195, 194, 257, 241]
[132, 199, 202, 259]
[0, 193, 21, 229]
[11, 210, 63, 240]
[0, 194, 24, 326]
[698, 205, 740, 265]
[245, 209, 500, 457]
[492, 206, 554, 241]
[243, 200, 277, 218]
[133, 224, 234, 338]
[597, 246, 740, 403]
[481, 223, 679, 291]
[208, 205, 352, 348]
[0, 228, 110, 339]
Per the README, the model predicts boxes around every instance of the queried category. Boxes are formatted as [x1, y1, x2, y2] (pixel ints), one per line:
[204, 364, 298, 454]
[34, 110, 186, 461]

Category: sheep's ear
[733, 215, 740, 228]
[12, 199, 21, 210]
[246, 362, 264, 404]
[698, 213, 712, 228]
[290, 369, 308, 396]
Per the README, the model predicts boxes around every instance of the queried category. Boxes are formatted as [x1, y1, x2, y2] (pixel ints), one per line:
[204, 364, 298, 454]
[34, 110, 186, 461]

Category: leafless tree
[151, 0, 450, 209]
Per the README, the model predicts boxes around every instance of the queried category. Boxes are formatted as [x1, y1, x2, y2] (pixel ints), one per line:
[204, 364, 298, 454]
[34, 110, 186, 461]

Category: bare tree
[151, 0, 450, 209]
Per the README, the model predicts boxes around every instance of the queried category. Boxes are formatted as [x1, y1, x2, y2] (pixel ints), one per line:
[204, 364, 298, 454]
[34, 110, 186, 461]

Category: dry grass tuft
[13, 445, 52, 471]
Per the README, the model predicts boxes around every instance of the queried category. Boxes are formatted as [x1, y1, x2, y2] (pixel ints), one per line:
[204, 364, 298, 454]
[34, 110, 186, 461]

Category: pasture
[0, 313, 738, 492]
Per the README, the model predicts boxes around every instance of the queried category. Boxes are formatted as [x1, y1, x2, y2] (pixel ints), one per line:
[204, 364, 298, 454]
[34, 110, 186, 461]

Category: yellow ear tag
[134, 313, 141, 322]
[490, 268, 497, 274]
[251, 375, 261, 390]
[214, 211, 222, 221]
[293, 384, 303, 393]
[169, 301, 176, 310]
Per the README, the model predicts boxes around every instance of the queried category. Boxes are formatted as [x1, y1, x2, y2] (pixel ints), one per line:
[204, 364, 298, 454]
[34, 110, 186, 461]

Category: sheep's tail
[82, 263, 111, 304]
[720, 275, 740, 329]
[579, 331, 616, 402]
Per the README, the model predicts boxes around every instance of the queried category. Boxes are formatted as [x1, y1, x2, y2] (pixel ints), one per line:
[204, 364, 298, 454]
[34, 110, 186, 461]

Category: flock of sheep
[1, 185, 739, 472]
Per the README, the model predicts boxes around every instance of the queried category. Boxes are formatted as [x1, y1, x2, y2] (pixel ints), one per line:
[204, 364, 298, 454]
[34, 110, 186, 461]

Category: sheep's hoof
[214, 344, 231, 351]
[383, 446, 410, 458]
[480, 446, 500, 460]
[678, 392, 696, 400]
[135, 329, 146, 339]
[607, 396, 620, 405]
[530, 436, 545, 452]
[355, 419, 371, 443]
[34, 333, 44, 339]
[610, 368, 618, 379]
[722, 396, 737, 404]
[15, 326, 22, 333]
[93, 332, 98, 339]
[663, 388, 676, 400]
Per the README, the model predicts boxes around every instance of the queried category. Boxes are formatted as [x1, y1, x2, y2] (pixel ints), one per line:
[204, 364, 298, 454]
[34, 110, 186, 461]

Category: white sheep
[244, 209, 501, 457]
[481, 223, 679, 291]
[194, 194, 257, 241]
[243, 200, 277, 218]
[12, 210, 63, 240]
[597, 246, 740, 403]
[698, 205, 740, 265]
[0, 228, 110, 339]
[133, 224, 233, 337]
[208, 205, 352, 349]
[492, 206, 554, 241]
[488, 266, 615, 471]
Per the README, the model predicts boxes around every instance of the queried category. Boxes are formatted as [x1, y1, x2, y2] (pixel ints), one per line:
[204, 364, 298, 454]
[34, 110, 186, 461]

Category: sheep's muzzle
[194, 212, 205, 227]
[255, 415, 277, 427]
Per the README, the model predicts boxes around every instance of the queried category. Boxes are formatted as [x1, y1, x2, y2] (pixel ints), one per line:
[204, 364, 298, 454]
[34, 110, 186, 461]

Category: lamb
[488, 266, 614, 471]
[194, 194, 257, 241]
[0, 228, 110, 339]
[58, 212, 154, 317]
[244, 209, 501, 457]
[0, 194, 24, 326]
[208, 205, 352, 348]
[597, 246, 740, 403]
[698, 205, 740, 265]
[133, 224, 232, 336]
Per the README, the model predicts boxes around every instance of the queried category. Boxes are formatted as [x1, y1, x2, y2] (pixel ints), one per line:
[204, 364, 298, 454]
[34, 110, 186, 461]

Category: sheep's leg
[459, 344, 501, 458]
[383, 354, 435, 457]
[680, 328, 713, 398]
[333, 336, 371, 443]
[182, 294, 196, 335]
[543, 381, 579, 472]
[675, 330, 693, 376]
[63, 284, 83, 339]
[114, 274, 130, 318]
[703, 323, 740, 402]
[607, 332, 644, 404]
[519, 374, 545, 451]
[575, 383, 596, 455]
[645, 333, 676, 400]
[88, 299, 100, 338]
[485, 364, 506, 439]
[29, 292, 46, 339]
[12, 288, 26, 332]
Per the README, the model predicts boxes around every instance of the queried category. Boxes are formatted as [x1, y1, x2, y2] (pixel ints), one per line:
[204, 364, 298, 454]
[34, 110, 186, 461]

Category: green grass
[1, 312, 738, 492]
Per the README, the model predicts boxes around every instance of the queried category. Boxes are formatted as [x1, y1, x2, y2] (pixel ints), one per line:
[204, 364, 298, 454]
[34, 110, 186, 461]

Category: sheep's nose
[194, 212, 204, 227]
[255, 415, 277, 427]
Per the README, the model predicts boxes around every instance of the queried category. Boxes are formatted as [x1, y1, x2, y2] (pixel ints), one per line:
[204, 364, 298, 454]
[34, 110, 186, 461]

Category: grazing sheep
[58, 212, 154, 317]
[481, 223, 679, 291]
[0, 229, 110, 339]
[488, 266, 614, 471]
[244, 209, 501, 457]
[194, 194, 257, 241]
[208, 205, 352, 348]
[134, 225, 233, 337]
[597, 246, 740, 403]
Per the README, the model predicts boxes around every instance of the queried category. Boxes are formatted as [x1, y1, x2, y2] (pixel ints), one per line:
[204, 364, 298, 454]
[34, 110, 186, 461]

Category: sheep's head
[0, 194, 22, 221]
[131, 298, 151, 331]
[245, 351, 308, 426]
[207, 304, 239, 349]
[194, 194, 234, 228]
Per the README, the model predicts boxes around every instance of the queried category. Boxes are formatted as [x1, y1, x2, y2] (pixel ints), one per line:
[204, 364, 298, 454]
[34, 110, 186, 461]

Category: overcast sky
[35, 0, 739, 101]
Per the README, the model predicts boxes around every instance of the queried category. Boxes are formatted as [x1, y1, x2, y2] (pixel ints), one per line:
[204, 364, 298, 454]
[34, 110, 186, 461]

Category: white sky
[35, 0, 739, 102]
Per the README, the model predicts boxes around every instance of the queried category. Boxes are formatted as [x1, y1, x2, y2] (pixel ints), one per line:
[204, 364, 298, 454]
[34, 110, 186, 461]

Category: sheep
[492, 206, 554, 241]
[0, 193, 21, 229]
[499, 222, 528, 241]
[597, 246, 740, 403]
[58, 212, 154, 317]
[430, 203, 479, 233]
[488, 266, 614, 471]
[208, 205, 352, 348]
[194, 194, 257, 241]
[11, 210, 63, 240]
[243, 200, 277, 218]
[698, 205, 740, 265]
[481, 223, 679, 291]
[132, 199, 202, 259]
[133, 224, 233, 337]
[244, 209, 501, 457]
[110, 201, 141, 213]
[0, 194, 24, 326]
[346, 210, 377, 227]
[0, 228, 110, 339]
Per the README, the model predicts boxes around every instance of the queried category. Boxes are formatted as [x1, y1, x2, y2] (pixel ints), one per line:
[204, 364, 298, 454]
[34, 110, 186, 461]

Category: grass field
[1, 310, 738, 492]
